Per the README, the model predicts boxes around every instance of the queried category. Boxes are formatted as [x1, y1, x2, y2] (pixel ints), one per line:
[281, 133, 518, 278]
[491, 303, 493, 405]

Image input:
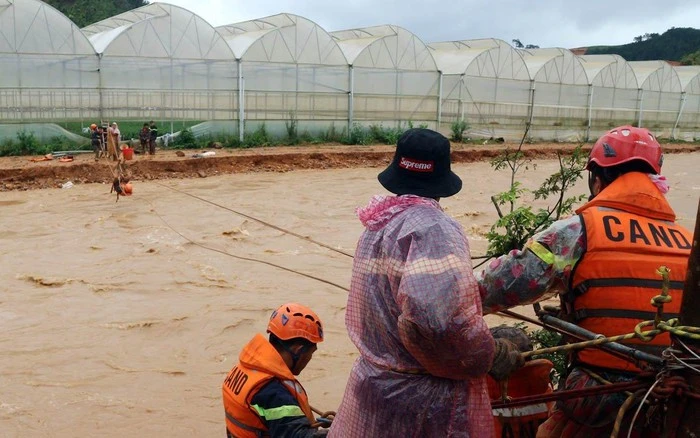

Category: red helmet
[587, 126, 663, 174]
[267, 303, 323, 344]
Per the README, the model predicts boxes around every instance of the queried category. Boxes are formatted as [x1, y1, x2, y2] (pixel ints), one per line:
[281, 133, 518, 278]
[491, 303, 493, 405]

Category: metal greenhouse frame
[674, 66, 700, 140]
[330, 25, 440, 128]
[0, 0, 98, 131]
[82, 2, 237, 133]
[2, 0, 700, 142]
[217, 13, 349, 140]
[430, 39, 531, 138]
[579, 54, 639, 137]
[628, 61, 682, 136]
[519, 48, 589, 140]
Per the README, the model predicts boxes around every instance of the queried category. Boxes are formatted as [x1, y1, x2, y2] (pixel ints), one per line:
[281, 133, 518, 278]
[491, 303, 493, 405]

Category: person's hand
[488, 338, 525, 381]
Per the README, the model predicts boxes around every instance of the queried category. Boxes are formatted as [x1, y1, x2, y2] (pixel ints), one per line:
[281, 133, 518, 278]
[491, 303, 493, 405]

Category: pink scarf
[649, 174, 669, 194]
[356, 195, 440, 231]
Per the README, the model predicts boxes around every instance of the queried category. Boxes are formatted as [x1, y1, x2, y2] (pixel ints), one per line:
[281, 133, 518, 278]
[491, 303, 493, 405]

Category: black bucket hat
[378, 128, 462, 198]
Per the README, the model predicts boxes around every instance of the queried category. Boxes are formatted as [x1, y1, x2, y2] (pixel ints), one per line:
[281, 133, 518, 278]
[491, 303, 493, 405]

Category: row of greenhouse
[1, 0, 700, 141]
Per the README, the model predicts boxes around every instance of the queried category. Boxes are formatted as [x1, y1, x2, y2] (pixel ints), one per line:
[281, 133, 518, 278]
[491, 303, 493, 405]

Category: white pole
[586, 84, 594, 141]
[637, 88, 644, 128]
[527, 79, 536, 133]
[238, 59, 244, 142]
[437, 72, 443, 129]
[672, 92, 687, 140]
[348, 65, 354, 133]
[458, 74, 464, 122]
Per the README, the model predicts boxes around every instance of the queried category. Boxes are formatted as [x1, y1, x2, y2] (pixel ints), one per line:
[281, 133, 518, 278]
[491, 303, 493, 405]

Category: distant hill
[44, 0, 147, 28]
[582, 27, 700, 65]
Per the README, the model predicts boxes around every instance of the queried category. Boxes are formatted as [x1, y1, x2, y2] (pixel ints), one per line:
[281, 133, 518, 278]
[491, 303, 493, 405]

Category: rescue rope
[609, 388, 646, 438]
[498, 266, 700, 437]
[149, 202, 351, 293]
[523, 267, 700, 361]
[153, 181, 355, 258]
[309, 405, 335, 428]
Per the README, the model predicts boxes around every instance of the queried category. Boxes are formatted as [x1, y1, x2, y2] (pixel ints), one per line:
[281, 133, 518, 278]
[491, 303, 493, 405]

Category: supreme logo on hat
[399, 157, 434, 173]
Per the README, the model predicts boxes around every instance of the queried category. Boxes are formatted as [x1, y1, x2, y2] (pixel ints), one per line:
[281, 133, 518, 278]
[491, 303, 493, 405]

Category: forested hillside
[584, 27, 700, 65]
[44, 0, 147, 28]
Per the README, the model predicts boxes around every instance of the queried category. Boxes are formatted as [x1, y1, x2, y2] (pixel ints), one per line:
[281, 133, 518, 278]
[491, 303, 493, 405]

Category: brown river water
[1, 155, 698, 437]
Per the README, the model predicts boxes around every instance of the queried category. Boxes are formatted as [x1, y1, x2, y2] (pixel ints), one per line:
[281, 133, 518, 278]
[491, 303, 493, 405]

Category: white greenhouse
[216, 13, 349, 137]
[429, 39, 531, 138]
[330, 25, 440, 127]
[81, 2, 236, 133]
[627, 61, 682, 135]
[519, 48, 589, 140]
[674, 66, 700, 140]
[0, 0, 98, 123]
[2, 0, 700, 142]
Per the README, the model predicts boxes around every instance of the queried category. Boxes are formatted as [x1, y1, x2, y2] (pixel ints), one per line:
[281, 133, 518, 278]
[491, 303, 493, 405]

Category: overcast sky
[164, 0, 700, 49]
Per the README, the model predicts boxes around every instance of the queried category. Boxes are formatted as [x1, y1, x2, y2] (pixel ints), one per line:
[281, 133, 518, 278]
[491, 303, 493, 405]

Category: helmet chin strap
[280, 343, 304, 371]
[587, 171, 596, 201]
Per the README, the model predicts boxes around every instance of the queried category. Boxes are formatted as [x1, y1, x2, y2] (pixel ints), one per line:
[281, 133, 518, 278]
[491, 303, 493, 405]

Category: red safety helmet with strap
[587, 126, 663, 174]
[267, 303, 324, 344]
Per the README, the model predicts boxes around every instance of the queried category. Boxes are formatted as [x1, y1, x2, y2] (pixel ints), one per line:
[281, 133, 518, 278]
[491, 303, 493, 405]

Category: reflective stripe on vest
[251, 404, 306, 421]
[225, 411, 265, 437]
[492, 403, 550, 418]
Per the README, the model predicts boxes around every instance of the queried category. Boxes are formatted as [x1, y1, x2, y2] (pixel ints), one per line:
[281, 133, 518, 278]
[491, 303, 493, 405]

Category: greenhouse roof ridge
[628, 60, 682, 92]
[518, 47, 589, 85]
[0, 0, 95, 55]
[330, 24, 437, 70]
[428, 39, 529, 79]
[216, 13, 347, 64]
[81, 2, 234, 60]
[674, 65, 700, 92]
[81, 2, 169, 36]
[579, 54, 639, 89]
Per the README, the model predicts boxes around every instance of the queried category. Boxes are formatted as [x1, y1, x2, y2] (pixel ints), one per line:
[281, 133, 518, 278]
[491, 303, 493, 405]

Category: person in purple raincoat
[330, 129, 523, 437]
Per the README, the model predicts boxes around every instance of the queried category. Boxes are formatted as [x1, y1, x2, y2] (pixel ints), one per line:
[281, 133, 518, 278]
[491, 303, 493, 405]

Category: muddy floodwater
[1, 154, 698, 437]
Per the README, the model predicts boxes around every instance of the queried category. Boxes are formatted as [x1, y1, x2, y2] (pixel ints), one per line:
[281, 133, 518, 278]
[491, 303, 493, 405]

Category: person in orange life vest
[222, 303, 328, 438]
[477, 126, 692, 437]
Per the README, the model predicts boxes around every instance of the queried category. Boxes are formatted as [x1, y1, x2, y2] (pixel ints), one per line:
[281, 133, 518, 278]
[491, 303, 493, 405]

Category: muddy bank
[2, 142, 698, 191]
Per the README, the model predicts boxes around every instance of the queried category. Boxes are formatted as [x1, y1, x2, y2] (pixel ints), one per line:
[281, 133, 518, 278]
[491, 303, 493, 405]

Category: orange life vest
[569, 172, 692, 372]
[222, 334, 315, 438]
[487, 359, 554, 438]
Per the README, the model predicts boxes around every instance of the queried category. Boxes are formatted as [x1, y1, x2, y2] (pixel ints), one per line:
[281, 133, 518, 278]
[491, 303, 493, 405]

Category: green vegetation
[485, 143, 588, 256]
[585, 27, 700, 62]
[450, 119, 470, 142]
[44, 0, 147, 28]
[680, 49, 700, 66]
[0, 131, 89, 157]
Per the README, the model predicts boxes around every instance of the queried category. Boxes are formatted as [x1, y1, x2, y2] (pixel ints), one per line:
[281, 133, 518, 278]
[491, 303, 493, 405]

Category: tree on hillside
[633, 33, 661, 43]
[681, 49, 700, 65]
[44, 0, 148, 28]
[587, 27, 700, 62]
[512, 39, 540, 49]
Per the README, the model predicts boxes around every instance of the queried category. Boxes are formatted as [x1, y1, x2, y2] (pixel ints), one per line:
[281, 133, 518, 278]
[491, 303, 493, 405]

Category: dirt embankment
[1, 142, 699, 192]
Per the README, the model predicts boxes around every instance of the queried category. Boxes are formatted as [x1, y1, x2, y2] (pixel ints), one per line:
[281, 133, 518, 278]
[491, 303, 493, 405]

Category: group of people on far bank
[222, 126, 693, 437]
[89, 120, 158, 161]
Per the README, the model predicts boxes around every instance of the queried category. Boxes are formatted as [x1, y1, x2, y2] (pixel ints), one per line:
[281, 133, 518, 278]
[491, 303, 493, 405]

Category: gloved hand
[488, 338, 525, 381]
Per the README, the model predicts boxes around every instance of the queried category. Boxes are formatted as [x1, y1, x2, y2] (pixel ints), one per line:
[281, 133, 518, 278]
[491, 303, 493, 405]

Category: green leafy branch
[484, 143, 587, 258]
